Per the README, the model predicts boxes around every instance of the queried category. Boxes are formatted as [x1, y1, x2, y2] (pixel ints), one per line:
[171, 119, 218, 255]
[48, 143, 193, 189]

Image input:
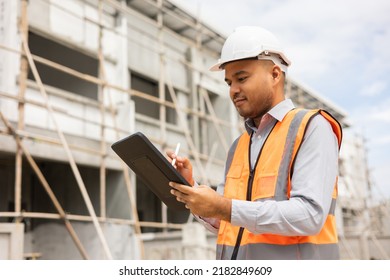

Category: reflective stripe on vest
[216, 109, 342, 260]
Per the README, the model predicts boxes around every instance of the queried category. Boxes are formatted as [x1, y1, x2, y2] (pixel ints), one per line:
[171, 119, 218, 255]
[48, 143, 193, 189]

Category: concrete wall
[26, 221, 138, 259]
[143, 223, 216, 260]
[339, 235, 390, 260]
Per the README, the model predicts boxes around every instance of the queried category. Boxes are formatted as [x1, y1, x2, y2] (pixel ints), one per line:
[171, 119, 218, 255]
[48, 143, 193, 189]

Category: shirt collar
[244, 99, 296, 134]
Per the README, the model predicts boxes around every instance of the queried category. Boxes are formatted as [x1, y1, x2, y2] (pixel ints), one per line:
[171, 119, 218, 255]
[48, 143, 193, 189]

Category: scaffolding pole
[20, 26, 113, 259]
[0, 112, 90, 259]
[14, 0, 29, 221]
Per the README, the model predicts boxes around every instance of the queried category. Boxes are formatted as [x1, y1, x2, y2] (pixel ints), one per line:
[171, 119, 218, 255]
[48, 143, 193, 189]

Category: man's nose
[229, 83, 240, 98]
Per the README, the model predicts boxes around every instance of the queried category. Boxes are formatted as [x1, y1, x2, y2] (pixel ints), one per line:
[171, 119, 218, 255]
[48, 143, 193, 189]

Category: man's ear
[271, 65, 282, 81]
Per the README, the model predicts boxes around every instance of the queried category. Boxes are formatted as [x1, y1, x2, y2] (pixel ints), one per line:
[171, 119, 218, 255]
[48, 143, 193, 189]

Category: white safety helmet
[210, 26, 291, 72]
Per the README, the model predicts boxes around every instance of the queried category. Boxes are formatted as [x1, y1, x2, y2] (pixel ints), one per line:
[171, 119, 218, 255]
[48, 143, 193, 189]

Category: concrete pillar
[181, 223, 209, 259]
[359, 232, 370, 260]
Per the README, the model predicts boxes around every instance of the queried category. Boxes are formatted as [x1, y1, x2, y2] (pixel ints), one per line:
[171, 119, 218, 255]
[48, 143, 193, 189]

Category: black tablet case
[111, 132, 189, 211]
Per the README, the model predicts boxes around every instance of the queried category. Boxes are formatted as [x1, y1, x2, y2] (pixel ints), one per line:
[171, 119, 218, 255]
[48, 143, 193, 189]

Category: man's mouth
[234, 96, 247, 106]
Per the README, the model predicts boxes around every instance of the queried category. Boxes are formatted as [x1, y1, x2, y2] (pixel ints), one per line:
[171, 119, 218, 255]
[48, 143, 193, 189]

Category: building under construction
[0, 0, 389, 260]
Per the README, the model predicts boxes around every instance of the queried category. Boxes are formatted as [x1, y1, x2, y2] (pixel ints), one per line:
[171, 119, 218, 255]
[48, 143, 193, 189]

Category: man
[168, 26, 342, 260]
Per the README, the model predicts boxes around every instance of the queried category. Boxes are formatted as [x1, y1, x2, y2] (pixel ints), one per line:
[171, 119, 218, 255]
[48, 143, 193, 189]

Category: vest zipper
[229, 121, 278, 260]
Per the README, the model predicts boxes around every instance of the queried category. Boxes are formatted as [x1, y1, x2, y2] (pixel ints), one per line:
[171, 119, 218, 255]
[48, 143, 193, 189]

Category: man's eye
[238, 77, 247, 82]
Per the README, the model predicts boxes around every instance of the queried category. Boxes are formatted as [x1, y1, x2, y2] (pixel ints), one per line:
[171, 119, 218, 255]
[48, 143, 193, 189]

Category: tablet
[111, 132, 189, 211]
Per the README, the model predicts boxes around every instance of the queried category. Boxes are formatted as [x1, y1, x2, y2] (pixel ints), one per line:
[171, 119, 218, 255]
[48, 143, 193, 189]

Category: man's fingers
[170, 188, 187, 204]
[170, 182, 195, 206]
[166, 150, 179, 162]
[169, 182, 191, 193]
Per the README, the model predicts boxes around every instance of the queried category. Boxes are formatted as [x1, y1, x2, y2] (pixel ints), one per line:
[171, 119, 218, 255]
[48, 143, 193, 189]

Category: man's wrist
[216, 196, 232, 222]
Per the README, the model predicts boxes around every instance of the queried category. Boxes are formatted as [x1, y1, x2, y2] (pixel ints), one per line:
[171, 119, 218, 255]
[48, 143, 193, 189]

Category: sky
[171, 0, 390, 200]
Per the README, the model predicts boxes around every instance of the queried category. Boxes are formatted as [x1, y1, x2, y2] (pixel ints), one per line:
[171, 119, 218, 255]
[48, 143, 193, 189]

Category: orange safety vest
[216, 108, 342, 260]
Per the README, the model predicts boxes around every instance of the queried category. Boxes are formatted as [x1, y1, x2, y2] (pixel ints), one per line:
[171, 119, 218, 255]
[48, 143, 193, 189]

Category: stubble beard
[239, 89, 274, 125]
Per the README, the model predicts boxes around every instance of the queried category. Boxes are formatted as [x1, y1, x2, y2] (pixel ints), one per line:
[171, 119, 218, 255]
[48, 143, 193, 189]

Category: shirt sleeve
[230, 114, 339, 236]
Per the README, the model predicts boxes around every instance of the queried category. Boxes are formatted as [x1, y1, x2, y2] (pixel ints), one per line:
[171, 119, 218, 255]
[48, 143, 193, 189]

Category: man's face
[224, 59, 275, 125]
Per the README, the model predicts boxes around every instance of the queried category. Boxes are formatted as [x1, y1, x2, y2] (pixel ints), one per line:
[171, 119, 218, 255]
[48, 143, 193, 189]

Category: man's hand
[166, 150, 194, 186]
[169, 182, 232, 222]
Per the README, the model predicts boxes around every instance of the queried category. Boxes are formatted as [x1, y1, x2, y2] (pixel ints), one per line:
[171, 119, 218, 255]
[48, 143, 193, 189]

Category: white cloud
[375, 135, 390, 145]
[350, 97, 390, 126]
[365, 28, 390, 77]
[366, 98, 390, 122]
[359, 81, 387, 97]
[370, 110, 390, 123]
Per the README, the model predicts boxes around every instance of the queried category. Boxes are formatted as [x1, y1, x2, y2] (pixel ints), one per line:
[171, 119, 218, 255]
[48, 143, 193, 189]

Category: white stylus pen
[171, 142, 181, 167]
